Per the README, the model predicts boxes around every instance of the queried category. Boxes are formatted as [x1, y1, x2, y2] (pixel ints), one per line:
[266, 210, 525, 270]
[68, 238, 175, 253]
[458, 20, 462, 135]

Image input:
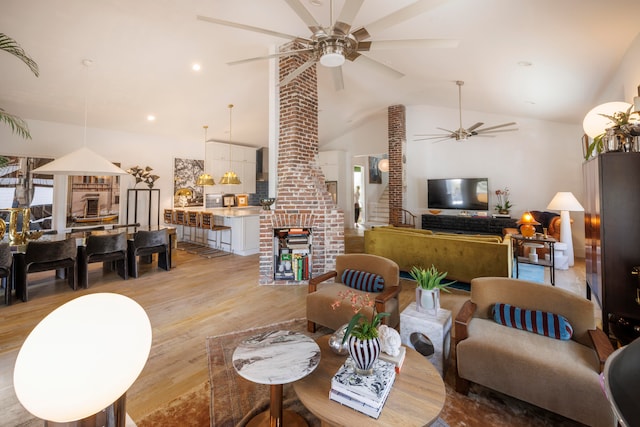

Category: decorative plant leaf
[0, 33, 39, 76]
[0, 108, 31, 139]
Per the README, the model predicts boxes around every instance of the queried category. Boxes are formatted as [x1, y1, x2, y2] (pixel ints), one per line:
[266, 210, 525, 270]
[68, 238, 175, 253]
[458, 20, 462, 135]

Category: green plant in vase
[410, 265, 455, 315]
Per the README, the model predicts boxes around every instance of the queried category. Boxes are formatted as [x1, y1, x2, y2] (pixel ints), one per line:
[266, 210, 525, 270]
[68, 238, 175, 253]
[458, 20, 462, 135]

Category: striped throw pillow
[341, 269, 385, 293]
[492, 303, 573, 340]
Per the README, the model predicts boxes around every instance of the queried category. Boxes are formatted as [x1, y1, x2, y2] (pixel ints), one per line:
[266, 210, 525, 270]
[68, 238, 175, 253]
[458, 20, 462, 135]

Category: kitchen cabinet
[204, 142, 256, 195]
[222, 213, 260, 256]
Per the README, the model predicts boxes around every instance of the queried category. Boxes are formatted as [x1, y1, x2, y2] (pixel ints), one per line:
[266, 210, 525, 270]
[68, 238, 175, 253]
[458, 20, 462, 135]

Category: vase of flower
[347, 335, 381, 375]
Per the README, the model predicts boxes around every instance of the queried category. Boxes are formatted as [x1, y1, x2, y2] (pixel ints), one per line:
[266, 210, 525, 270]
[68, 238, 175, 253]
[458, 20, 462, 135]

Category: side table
[511, 233, 556, 285]
[400, 302, 452, 377]
[232, 330, 320, 427]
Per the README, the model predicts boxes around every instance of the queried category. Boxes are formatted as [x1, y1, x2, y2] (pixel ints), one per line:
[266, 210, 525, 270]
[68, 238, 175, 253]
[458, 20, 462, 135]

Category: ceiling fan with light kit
[197, 0, 458, 90]
[414, 80, 518, 143]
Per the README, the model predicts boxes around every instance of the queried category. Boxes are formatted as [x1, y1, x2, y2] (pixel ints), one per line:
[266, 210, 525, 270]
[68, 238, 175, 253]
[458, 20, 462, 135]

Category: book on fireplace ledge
[329, 356, 395, 416]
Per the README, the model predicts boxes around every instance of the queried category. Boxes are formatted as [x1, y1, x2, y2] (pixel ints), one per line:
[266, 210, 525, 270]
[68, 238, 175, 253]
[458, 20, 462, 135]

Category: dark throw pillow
[341, 269, 385, 292]
[492, 302, 573, 340]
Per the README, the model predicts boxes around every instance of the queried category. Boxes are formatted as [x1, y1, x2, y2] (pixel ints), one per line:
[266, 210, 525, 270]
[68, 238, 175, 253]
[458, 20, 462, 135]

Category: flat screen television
[427, 178, 489, 211]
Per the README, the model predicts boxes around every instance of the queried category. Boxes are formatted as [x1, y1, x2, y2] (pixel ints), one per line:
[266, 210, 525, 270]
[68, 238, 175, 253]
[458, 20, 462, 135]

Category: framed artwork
[368, 156, 382, 184]
[66, 167, 121, 227]
[236, 194, 248, 207]
[0, 155, 54, 230]
[325, 181, 337, 204]
[174, 158, 204, 207]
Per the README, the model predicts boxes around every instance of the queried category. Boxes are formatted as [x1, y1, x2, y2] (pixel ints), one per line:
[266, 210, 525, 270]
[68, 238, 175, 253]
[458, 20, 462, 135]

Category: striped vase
[347, 335, 380, 376]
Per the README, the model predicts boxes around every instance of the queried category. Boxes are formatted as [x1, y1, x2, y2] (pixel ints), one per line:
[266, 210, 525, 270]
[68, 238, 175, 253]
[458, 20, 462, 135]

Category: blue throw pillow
[341, 269, 385, 292]
[492, 302, 573, 340]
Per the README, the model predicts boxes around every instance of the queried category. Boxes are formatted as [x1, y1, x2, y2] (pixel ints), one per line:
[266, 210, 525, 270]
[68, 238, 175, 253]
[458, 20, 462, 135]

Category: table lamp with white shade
[547, 192, 584, 267]
[13, 293, 152, 427]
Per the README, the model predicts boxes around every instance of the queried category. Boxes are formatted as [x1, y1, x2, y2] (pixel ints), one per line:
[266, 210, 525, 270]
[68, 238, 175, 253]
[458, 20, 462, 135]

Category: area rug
[207, 319, 450, 427]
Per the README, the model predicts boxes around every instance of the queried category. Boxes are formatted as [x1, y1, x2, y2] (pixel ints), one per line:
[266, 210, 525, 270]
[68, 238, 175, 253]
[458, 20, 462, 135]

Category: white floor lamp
[547, 192, 584, 267]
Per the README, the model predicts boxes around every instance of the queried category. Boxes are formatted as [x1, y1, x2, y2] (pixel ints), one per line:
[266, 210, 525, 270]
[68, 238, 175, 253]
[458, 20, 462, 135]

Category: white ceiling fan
[414, 80, 518, 142]
[197, 0, 458, 90]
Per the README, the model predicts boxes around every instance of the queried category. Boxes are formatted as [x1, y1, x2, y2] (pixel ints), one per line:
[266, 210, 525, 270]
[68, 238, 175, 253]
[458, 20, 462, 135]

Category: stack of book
[329, 357, 396, 418]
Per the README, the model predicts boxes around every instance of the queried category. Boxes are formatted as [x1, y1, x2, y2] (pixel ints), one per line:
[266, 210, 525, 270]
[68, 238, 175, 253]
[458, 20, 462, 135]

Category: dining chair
[1, 243, 13, 305]
[78, 232, 128, 288]
[14, 238, 78, 302]
[128, 229, 170, 278]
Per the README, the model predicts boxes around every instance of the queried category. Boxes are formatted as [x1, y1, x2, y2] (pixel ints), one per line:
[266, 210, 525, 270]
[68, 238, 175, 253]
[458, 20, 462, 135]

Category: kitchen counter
[182, 206, 263, 217]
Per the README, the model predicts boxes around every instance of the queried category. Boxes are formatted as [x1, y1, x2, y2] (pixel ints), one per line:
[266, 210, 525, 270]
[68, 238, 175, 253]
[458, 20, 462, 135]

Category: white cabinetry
[204, 143, 256, 195]
[223, 214, 260, 256]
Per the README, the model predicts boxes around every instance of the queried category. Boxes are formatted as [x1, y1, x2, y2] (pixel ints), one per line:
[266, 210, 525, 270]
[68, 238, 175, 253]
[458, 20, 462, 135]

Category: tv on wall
[427, 178, 489, 211]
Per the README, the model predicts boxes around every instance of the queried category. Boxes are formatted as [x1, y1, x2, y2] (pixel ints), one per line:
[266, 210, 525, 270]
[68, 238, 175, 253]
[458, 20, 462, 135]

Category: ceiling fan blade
[279, 58, 316, 87]
[363, 0, 450, 36]
[352, 53, 404, 79]
[227, 48, 314, 66]
[475, 128, 519, 134]
[366, 38, 459, 50]
[331, 67, 345, 91]
[466, 122, 484, 132]
[197, 15, 299, 40]
[283, 0, 323, 34]
[436, 127, 456, 133]
[334, 0, 365, 35]
[476, 122, 518, 132]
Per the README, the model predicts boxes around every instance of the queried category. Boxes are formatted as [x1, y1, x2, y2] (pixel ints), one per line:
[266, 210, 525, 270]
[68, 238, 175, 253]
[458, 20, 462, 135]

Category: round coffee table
[293, 335, 446, 426]
[233, 330, 320, 427]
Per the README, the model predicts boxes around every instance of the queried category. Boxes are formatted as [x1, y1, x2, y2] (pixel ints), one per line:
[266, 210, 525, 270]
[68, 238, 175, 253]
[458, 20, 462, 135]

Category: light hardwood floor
[0, 230, 591, 425]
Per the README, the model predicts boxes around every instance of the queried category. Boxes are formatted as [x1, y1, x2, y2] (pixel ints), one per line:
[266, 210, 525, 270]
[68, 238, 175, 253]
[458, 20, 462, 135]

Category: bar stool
[211, 215, 232, 252]
[173, 209, 186, 241]
[184, 211, 199, 243]
[198, 212, 213, 246]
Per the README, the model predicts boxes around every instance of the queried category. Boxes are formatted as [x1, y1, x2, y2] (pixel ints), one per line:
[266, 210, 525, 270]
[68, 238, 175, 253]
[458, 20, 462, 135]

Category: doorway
[353, 165, 364, 227]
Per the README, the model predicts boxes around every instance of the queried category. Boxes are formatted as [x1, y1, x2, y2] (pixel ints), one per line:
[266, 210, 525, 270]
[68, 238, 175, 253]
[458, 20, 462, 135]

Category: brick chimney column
[388, 105, 406, 225]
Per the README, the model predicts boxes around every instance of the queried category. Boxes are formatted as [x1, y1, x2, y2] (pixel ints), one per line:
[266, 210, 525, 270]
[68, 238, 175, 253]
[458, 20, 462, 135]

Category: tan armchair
[307, 254, 400, 333]
[455, 277, 614, 426]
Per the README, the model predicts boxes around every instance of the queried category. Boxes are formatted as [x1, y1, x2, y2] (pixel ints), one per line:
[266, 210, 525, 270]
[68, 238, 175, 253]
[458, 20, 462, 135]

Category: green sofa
[363, 226, 512, 283]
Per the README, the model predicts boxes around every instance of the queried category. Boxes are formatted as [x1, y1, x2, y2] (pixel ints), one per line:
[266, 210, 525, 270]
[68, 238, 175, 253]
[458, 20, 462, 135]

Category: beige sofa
[364, 226, 512, 284]
[455, 277, 615, 427]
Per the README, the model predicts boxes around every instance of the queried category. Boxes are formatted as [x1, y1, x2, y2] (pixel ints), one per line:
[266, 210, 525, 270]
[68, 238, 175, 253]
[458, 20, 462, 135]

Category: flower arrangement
[332, 290, 389, 342]
[494, 187, 513, 212]
[409, 265, 453, 291]
[586, 106, 640, 159]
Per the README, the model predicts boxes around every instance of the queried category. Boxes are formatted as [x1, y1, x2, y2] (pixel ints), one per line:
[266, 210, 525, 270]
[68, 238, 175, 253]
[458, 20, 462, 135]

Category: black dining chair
[1, 243, 13, 305]
[128, 229, 170, 278]
[78, 232, 128, 288]
[14, 238, 78, 302]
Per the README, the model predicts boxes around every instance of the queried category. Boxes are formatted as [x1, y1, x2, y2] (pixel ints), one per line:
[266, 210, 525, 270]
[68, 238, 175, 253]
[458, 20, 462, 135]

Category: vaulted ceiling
[1, 0, 639, 148]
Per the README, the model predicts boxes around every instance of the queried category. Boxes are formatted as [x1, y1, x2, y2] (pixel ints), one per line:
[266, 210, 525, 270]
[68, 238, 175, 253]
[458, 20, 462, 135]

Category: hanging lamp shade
[197, 125, 215, 186]
[219, 104, 241, 184]
[32, 146, 127, 175]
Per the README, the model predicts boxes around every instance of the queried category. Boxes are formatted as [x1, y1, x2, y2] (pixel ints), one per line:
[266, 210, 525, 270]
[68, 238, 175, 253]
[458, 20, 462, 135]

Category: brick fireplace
[259, 46, 344, 285]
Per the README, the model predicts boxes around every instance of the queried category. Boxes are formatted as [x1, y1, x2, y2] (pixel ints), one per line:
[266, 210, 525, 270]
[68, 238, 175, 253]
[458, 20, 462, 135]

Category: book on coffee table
[330, 356, 396, 414]
[379, 346, 406, 373]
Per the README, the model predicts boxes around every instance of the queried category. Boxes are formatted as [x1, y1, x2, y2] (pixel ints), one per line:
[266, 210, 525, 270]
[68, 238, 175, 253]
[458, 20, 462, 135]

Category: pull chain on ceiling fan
[197, 0, 458, 91]
[414, 80, 518, 143]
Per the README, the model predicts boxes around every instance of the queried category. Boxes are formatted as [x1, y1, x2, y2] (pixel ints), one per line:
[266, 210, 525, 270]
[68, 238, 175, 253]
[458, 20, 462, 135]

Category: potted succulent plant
[410, 265, 454, 315]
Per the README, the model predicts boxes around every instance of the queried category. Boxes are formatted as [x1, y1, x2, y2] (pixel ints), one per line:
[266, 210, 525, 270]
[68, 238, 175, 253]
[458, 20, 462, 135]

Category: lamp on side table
[547, 192, 584, 267]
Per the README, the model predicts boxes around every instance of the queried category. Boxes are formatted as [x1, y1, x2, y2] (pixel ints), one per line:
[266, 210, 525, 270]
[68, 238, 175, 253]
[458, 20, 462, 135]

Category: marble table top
[232, 330, 320, 385]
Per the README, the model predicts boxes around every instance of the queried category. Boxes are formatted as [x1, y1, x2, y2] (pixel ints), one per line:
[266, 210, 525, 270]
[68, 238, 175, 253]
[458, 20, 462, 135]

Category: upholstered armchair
[128, 229, 170, 278]
[306, 253, 400, 333]
[78, 232, 128, 288]
[14, 238, 78, 302]
[454, 277, 614, 426]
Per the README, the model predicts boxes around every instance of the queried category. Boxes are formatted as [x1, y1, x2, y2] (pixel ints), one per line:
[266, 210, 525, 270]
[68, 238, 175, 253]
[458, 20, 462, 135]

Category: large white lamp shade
[13, 293, 152, 423]
[582, 102, 632, 138]
[31, 147, 128, 176]
[547, 192, 584, 267]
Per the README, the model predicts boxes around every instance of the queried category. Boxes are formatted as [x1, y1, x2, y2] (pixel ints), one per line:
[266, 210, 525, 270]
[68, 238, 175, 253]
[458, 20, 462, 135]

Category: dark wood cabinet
[583, 152, 640, 338]
[422, 214, 516, 235]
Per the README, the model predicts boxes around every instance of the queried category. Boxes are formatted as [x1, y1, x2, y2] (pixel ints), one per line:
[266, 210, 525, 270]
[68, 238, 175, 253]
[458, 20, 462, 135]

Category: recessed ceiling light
[517, 61, 533, 67]
[147, 115, 156, 122]
[192, 63, 201, 71]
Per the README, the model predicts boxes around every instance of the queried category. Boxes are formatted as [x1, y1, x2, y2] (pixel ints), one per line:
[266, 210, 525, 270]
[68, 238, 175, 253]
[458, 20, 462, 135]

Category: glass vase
[347, 335, 380, 375]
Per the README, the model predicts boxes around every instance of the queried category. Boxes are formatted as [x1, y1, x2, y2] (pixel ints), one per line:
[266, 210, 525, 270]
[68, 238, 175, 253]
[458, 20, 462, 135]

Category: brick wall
[259, 44, 345, 285]
[388, 105, 406, 225]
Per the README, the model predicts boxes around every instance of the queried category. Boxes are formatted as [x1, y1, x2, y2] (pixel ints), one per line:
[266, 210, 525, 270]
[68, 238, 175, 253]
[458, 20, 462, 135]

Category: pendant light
[196, 125, 215, 186]
[219, 104, 241, 185]
[32, 59, 127, 176]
